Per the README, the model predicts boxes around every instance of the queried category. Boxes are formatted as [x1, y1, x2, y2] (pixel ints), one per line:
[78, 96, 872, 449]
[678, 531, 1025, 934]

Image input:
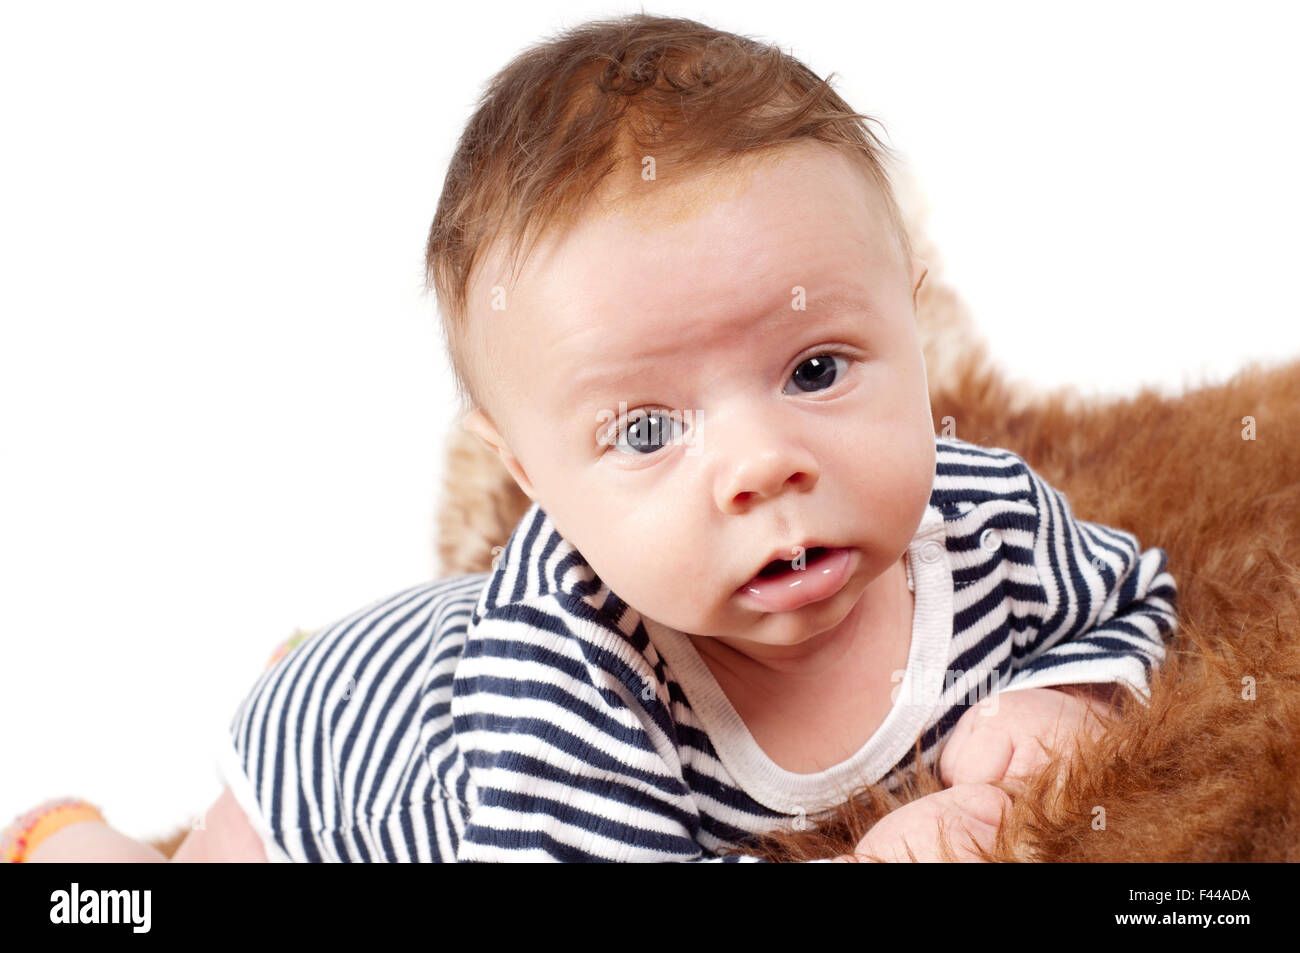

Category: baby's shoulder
[461, 586, 664, 703]
[452, 586, 689, 792]
[932, 435, 1036, 513]
[264, 574, 488, 682]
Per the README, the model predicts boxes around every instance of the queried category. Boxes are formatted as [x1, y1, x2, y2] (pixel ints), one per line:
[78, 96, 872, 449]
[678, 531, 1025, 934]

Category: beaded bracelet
[1, 797, 105, 863]
[264, 627, 313, 671]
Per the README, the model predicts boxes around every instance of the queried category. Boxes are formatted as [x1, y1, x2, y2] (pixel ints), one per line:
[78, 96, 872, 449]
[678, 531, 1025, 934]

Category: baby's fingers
[852, 783, 1011, 862]
[940, 722, 1014, 788]
[930, 783, 1013, 862]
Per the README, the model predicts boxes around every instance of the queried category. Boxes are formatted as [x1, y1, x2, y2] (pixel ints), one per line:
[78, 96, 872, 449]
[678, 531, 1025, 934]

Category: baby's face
[463, 140, 935, 651]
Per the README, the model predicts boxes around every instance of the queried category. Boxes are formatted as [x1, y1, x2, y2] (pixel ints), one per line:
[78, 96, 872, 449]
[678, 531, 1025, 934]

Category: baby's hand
[834, 783, 1012, 862]
[937, 685, 1116, 794]
[828, 685, 1116, 863]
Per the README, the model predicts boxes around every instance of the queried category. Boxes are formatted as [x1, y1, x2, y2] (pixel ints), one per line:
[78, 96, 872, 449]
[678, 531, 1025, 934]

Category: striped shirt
[218, 435, 1178, 862]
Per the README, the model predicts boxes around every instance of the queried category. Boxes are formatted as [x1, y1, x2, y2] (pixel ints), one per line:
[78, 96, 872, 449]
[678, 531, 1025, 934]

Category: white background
[3, 0, 1297, 845]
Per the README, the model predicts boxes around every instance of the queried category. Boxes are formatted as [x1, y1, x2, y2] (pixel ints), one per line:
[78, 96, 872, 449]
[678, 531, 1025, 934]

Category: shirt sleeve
[220, 580, 476, 862]
[999, 456, 1178, 703]
[220, 627, 340, 863]
[453, 595, 775, 863]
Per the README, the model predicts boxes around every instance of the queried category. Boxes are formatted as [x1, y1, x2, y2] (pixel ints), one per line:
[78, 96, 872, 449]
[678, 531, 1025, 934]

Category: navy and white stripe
[1000, 462, 1176, 694]
[226, 575, 486, 862]
[222, 435, 1177, 862]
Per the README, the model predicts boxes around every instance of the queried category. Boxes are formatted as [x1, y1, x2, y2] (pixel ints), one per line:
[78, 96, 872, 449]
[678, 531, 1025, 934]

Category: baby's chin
[732, 589, 866, 646]
[644, 575, 867, 646]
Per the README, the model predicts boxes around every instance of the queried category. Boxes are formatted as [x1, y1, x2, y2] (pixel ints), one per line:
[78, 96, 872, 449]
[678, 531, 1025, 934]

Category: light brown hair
[423, 12, 914, 418]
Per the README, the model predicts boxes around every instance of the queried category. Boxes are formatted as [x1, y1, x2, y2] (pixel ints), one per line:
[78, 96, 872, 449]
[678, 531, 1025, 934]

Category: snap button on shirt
[920, 541, 944, 563]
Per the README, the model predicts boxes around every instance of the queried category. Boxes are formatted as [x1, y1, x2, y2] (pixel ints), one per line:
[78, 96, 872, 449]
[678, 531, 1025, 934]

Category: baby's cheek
[597, 541, 697, 628]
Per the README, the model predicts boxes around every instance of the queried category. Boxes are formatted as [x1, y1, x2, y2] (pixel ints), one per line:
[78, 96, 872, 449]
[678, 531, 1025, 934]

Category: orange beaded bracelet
[2, 797, 105, 862]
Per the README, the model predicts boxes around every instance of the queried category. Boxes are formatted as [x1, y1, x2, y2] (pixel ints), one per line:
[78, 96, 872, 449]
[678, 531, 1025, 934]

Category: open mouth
[754, 546, 830, 579]
[736, 545, 857, 612]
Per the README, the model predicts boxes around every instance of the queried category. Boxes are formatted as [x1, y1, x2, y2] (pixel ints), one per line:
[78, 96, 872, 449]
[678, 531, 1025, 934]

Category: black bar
[0, 861, 1283, 940]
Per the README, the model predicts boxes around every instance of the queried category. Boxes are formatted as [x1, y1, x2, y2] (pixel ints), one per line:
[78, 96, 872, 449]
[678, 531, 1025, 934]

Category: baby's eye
[783, 353, 849, 395]
[607, 409, 686, 456]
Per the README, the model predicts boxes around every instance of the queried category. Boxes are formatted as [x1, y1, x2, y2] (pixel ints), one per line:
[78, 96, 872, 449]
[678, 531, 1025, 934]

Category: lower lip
[734, 547, 857, 613]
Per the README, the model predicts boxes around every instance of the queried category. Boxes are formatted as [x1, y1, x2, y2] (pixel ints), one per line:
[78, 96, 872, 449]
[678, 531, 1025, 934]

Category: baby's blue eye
[783, 354, 848, 395]
[609, 410, 684, 456]
[605, 354, 850, 457]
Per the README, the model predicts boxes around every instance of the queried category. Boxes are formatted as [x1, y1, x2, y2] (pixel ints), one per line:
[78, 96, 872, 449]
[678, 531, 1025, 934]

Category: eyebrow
[566, 290, 877, 399]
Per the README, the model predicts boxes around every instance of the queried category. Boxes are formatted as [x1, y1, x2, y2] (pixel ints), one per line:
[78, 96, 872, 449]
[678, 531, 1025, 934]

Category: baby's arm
[26, 786, 268, 863]
[834, 685, 1112, 862]
[24, 820, 167, 863]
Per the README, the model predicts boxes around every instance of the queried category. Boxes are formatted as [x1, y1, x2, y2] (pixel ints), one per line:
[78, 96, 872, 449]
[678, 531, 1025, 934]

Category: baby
[18, 13, 1177, 863]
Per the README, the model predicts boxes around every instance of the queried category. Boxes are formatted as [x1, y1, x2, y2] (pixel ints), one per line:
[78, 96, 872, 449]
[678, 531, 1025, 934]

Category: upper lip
[739, 541, 836, 588]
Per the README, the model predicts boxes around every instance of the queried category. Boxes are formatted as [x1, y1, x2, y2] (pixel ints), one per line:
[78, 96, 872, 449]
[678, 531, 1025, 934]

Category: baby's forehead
[468, 141, 902, 373]
[586, 151, 772, 233]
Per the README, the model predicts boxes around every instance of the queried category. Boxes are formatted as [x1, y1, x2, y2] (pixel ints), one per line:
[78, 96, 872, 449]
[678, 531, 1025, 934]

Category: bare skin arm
[25, 786, 268, 863]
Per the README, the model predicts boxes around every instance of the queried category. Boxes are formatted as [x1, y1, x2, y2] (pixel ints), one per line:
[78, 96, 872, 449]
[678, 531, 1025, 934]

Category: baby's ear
[460, 408, 539, 502]
[911, 257, 929, 309]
